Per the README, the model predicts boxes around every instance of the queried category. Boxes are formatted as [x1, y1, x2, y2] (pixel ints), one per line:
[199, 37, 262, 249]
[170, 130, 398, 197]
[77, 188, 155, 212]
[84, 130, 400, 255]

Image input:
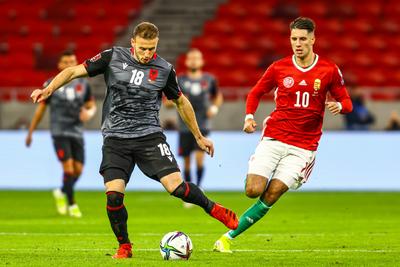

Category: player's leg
[194, 150, 205, 187]
[179, 132, 194, 183]
[160, 172, 238, 230]
[100, 137, 135, 258]
[67, 138, 85, 217]
[214, 138, 282, 252]
[183, 155, 192, 182]
[135, 132, 238, 230]
[194, 130, 208, 187]
[52, 136, 74, 215]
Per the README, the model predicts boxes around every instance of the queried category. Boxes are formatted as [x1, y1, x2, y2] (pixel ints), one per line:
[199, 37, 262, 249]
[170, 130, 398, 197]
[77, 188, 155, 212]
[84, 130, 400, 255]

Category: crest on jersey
[200, 80, 209, 89]
[313, 79, 321, 91]
[89, 53, 101, 62]
[283, 77, 294, 88]
[75, 84, 83, 94]
[149, 69, 158, 82]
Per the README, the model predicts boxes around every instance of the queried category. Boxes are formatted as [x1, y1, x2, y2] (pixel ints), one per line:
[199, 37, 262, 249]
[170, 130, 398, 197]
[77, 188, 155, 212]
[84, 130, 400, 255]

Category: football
[159, 231, 193, 260]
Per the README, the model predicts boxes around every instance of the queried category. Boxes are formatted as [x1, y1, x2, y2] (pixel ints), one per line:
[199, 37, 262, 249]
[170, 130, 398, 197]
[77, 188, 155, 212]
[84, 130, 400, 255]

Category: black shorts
[100, 132, 180, 184]
[178, 130, 209, 157]
[52, 136, 84, 163]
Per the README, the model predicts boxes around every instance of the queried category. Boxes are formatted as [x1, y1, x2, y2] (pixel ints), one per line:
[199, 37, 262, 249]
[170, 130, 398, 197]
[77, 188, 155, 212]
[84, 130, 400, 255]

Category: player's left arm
[207, 77, 223, 118]
[326, 66, 353, 115]
[80, 83, 97, 122]
[163, 67, 214, 157]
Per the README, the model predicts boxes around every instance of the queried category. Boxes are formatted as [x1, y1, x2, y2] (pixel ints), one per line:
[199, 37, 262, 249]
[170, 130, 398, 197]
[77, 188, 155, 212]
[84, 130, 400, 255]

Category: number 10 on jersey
[294, 91, 309, 108]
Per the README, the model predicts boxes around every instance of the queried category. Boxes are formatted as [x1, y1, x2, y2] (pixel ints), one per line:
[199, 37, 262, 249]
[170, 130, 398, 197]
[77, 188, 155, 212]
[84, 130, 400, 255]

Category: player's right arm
[31, 65, 88, 103]
[25, 102, 47, 147]
[244, 64, 276, 133]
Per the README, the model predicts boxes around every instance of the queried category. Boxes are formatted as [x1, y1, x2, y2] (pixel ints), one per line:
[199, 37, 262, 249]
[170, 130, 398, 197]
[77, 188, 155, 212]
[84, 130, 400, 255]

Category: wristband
[245, 114, 254, 121]
[337, 102, 342, 112]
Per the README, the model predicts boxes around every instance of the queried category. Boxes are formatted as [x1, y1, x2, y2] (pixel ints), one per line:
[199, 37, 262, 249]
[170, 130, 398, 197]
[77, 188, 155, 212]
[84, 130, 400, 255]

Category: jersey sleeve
[83, 82, 93, 102]
[246, 63, 277, 114]
[163, 67, 182, 100]
[83, 49, 113, 77]
[329, 65, 353, 113]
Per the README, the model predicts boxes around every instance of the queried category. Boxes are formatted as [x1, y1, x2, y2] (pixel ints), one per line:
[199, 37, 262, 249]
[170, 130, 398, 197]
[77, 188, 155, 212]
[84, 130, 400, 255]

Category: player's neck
[187, 70, 203, 79]
[295, 52, 316, 68]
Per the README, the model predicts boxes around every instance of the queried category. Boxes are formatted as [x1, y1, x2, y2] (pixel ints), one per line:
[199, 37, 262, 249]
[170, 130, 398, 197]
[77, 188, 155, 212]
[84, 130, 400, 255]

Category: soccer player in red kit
[214, 17, 353, 253]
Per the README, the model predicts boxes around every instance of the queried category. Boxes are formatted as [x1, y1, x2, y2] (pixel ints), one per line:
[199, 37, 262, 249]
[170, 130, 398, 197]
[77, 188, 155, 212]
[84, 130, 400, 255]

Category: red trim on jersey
[82, 61, 88, 68]
[107, 204, 125, 211]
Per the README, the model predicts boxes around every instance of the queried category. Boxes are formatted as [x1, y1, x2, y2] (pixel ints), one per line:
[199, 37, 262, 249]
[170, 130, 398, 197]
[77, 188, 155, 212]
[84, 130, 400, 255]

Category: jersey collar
[292, 54, 319, 72]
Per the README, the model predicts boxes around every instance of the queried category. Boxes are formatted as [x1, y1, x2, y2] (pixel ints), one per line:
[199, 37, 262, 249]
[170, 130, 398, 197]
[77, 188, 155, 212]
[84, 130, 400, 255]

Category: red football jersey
[246, 55, 352, 151]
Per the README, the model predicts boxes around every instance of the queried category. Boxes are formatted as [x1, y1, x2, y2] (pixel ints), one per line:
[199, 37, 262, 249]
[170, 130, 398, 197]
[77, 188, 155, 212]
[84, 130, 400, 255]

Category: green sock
[228, 199, 270, 239]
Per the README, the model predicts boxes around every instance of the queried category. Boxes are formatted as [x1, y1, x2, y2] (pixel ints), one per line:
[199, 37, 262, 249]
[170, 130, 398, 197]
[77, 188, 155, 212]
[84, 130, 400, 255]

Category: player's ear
[130, 38, 135, 48]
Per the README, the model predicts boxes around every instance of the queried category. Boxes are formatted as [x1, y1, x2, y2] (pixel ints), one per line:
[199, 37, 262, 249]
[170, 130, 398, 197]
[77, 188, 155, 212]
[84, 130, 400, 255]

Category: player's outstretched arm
[25, 102, 47, 147]
[173, 95, 214, 157]
[31, 64, 89, 103]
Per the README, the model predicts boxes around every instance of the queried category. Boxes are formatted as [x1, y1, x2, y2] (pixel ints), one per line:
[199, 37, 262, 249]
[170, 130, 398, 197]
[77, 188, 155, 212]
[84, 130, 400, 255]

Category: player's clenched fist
[31, 88, 52, 103]
[196, 136, 214, 157]
[243, 119, 257, 133]
[325, 102, 341, 115]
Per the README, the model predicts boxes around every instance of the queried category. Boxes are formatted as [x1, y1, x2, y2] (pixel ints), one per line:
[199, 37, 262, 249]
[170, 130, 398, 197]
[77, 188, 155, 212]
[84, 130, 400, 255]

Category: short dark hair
[60, 50, 75, 58]
[290, 17, 315, 33]
[133, 22, 159, 39]
[58, 50, 75, 60]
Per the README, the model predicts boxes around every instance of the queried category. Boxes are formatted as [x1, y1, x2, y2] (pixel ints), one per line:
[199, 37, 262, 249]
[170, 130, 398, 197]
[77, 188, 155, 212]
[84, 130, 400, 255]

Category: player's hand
[196, 136, 214, 157]
[243, 119, 257, 133]
[325, 102, 341, 115]
[31, 88, 52, 103]
[206, 105, 219, 118]
[79, 108, 91, 122]
[25, 134, 32, 147]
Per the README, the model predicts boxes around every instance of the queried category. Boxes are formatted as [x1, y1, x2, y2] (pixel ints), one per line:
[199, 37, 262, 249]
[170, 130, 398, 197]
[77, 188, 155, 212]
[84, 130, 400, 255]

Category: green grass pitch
[0, 191, 399, 266]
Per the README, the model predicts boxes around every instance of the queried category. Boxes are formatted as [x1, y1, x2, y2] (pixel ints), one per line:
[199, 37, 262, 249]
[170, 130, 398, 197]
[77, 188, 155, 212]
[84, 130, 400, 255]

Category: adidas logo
[122, 62, 128, 70]
[299, 80, 307, 86]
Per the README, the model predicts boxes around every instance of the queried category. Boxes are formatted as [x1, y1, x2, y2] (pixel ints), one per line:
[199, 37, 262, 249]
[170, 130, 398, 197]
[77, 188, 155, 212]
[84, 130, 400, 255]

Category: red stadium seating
[0, 0, 142, 98]
[181, 0, 399, 100]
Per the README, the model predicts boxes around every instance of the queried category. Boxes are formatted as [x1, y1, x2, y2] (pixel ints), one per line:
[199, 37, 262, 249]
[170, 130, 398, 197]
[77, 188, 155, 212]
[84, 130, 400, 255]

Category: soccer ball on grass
[159, 231, 193, 260]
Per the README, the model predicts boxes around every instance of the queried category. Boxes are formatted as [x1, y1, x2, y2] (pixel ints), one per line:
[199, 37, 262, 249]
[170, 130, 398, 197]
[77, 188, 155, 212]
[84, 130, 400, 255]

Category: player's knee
[106, 191, 124, 207]
[74, 169, 82, 178]
[245, 184, 263, 198]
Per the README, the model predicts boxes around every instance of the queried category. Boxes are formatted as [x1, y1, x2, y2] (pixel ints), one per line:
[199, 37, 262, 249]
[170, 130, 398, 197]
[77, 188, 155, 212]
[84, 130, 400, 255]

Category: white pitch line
[0, 248, 396, 253]
[0, 232, 392, 237]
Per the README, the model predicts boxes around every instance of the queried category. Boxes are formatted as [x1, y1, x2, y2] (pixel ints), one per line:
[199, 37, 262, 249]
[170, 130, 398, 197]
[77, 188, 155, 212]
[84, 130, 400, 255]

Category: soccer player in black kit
[177, 48, 223, 192]
[26, 51, 96, 218]
[30, 22, 238, 259]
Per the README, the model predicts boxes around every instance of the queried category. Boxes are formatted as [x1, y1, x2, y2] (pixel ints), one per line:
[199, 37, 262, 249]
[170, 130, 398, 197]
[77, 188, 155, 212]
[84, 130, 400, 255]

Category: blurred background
[0, 0, 399, 190]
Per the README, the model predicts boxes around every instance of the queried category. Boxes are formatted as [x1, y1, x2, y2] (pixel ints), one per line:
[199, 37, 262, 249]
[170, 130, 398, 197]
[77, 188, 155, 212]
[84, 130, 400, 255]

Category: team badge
[149, 69, 158, 82]
[75, 84, 83, 94]
[89, 53, 101, 62]
[313, 79, 321, 91]
[200, 80, 209, 89]
[283, 77, 294, 88]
